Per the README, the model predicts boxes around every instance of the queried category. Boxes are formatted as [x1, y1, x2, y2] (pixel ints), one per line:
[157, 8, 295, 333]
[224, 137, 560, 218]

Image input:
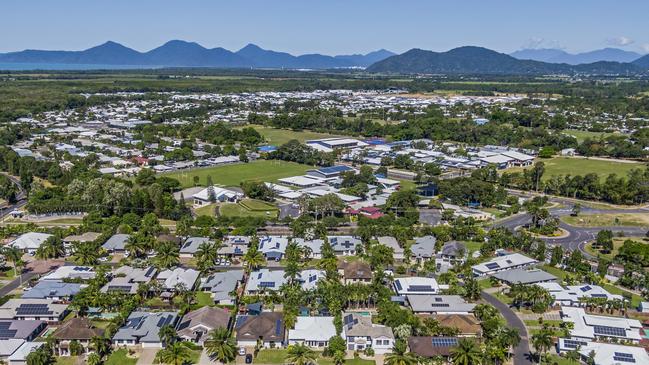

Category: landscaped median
[253, 349, 376, 365]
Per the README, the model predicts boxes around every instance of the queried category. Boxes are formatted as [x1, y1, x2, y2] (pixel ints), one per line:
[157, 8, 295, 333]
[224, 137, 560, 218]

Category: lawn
[254, 349, 288, 364]
[219, 199, 278, 219]
[563, 129, 621, 143]
[248, 125, 345, 145]
[195, 203, 217, 217]
[584, 237, 646, 259]
[540, 265, 568, 280]
[55, 357, 79, 365]
[507, 157, 643, 181]
[105, 349, 138, 365]
[193, 291, 214, 308]
[319, 358, 375, 365]
[599, 283, 643, 308]
[561, 213, 649, 227]
[162, 160, 313, 188]
[463, 241, 483, 255]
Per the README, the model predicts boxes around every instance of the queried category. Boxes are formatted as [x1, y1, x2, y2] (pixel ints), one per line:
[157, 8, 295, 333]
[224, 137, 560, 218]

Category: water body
[0, 63, 161, 71]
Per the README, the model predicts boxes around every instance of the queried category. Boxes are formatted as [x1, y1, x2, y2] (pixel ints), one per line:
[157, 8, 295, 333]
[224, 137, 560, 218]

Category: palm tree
[90, 336, 110, 357]
[71, 242, 99, 265]
[243, 249, 265, 272]
[86, 352, 102, 365]
[286, 343, 317, 365]
[155, 242, 180, 269]
[196, 241, 219, 273]
[531, 328, 553, 363]
[333, 351, 346, 365]
[158, 324, 178, 347]
[125, 235, 148, 258]
[35, 236, 64, 259]
[565, 349, 580, 364]
[384, 340, 418, 365]
[204, 328, 237, 364]
[450, 338, 482, 365]
[484, 343, 507, 365]
[157, 342, 191, 365]
[2, 246, 23, 278]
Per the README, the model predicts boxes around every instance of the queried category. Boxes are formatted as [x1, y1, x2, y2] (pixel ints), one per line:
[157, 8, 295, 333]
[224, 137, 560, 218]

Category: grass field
[248, 125, 345, 145]
[561, 213, 649, 227]
[563, 129, 622, 143]
[584, 237, 646, 260]
[508, 157, 644, 181]
[162, 160, 313, 188]
[219, 200, 278, 218]
[105, 349, 137, 365]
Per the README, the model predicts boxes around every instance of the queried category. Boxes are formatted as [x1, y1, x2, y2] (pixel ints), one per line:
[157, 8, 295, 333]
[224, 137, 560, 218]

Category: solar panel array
[593, 325, 626, 337]
[430, 337, 458, 347]
[156, 315, 174, 328]
[485, 262, 500, 270]
[108, 285, 133, 293]
[394, 281, 403, 291]
[430, 303, 450, 307]
[15, 304, 52, 316]
[274, 319, 282, 336]
[408, 285, 433, 292]
[580, 285, 592, 292]
[0, 322, 17, 339]
[259, 281, 276, 288]
[613, 352, 636, 363]
[562, 339, 586, 349]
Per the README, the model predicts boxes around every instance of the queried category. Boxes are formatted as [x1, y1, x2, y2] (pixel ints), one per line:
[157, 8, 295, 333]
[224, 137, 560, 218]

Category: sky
[2, 0, 649, 55]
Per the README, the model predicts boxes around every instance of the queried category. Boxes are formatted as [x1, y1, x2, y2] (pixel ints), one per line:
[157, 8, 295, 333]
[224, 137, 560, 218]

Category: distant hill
[633, 54, 649, 68]
[0, 41, 394, 69]
[511, 47, 643, 65]
[366, 46, 643, 75]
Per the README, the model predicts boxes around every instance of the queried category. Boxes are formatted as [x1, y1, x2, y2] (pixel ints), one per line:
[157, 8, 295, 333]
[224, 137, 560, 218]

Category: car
[245, 354, 253, 363]
[238, 347, 246, 356]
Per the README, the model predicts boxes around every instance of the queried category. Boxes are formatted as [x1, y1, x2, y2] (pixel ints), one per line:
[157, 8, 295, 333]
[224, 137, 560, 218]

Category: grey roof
[376, 236, 404, 255]
[343, 313, 393, 339]
[411, 236, 437, 258]
[200, 270, 244, 302]
[180, 237, 211, 254]
[157, 268, 200, 290]
[407, 295, 476, 313]
[102, 234, 130, 251]
[0, 299, 69, 320]
[22, 280, 84, 299]
[294, 238, 324, 255]
[328, 236, 361, 252]
[492, 268, 557, 284]
[440, 241, 465, 258]
[113, 311, 178, 344]
[0, 320, 45, 340]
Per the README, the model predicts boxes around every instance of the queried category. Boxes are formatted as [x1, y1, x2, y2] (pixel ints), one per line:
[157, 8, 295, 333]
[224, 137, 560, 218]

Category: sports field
[248, 124, 344, 145]
[162, 160, 313, 188]
[563, 129, 622, 143]
[508, 157, 644, 180]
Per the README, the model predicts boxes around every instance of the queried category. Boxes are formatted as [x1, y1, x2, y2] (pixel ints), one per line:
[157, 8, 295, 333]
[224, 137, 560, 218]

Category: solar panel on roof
[235, 316, 248, 329]
[344, 314, 353, 325]
[562, 339, 586, 349]
[485, 263, 500, 270]
[0, 329, 18, 338]
[394, 281, 403, 291]
[430, 337, 458, 347]
[591, 293, 607, 298]
[593, 325, 626, 337]
[430, 303, 450, 307]
[580, 285, 592, 292]
[434, 297, 443, 302]
[275, 319, 282, 336]
[259, 282, 276, 288]
[408, 285, 433, 292]
[613, 352, 636, 363]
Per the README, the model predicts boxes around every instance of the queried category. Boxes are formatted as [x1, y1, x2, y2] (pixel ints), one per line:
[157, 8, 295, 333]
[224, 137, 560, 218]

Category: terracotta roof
[52, 318, 104, 340]
[435, 314, 481, 335]
[338, 260, 372, 280]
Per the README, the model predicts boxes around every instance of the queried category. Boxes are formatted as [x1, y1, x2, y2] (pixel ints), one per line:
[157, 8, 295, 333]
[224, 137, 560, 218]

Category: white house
[288, 316, 338, 348]
[343, 313, 394, 354]
[393, 277, 446, 296]
[10, 233, 53, 254]
[192, 186, 243, 206]
[560, 306, 642, 343]
[557, 339, 649, 365]
[472, 253, 537, 276]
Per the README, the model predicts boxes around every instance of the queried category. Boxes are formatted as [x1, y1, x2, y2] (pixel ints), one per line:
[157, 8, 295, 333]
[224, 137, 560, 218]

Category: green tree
[154, 242, 180, 269]
[157, 342, 191, 365]
[204, 328, 237, 363]
[286, 343, 317, 365]
[384, 340, 418, 365]
[450, 338, 482, 365]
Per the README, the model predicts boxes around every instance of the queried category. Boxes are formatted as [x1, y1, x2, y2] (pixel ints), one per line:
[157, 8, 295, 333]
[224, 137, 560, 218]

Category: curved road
[481, 291, 533, 365]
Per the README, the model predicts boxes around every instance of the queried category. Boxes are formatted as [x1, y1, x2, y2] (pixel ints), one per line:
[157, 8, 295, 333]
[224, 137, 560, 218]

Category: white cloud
[607, 36, 634, 46]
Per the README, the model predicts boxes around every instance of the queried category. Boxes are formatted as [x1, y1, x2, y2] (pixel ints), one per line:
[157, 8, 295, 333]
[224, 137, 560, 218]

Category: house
[376, 236, 404, 260]
[258, 236, 289, 261]
[177, 307, 231, 345]
[393, 277, 445, 296]
[471, 253, 537, 276]
[557, 339, 649, 365]
[560, 306, 642, 343]
[192, 186, 243, 206]
[219, 236, 250, 258]
[7, 341, 44, 365]
[328, 236, 362, 256]
[408, 337, 460, 358]
[297, 269, 326, 291]
[235, 312, 284, 348]
[478, 154, 514, 169]
[338, 260, 372, 285]
[51, 318, 104, 356]
[10, 232, 53, 254]
[536, 283, 624, 307]
[501, 151, 534, 167]
[180, 237, 211, 257]
[306, 166, 355, 179]
[434, 315, 482, 337]
[200, 270, 245, 305]
[411, 236, 437, 264]
[492, 268, 557, 285]
[0, 339, 27, 364]
[102, 234, 130, 253]
[245, 269, 286, 294]
[294, 238, 324, 259]
[306, 138, 368, 152]
[156, 268, 200, 292]
[638, 301, 649, 313]
[0, 320, 45, 341]
[343, 313, 394, 354]
[288, 316, 337, 348]
[62, 232, 101, 246]
[0, 299, 69, 322]
[41, 266, 95, 281]
[101, 266, 157, 294]
[22, 280, 85, 301]
[407, 295, 476, 315]
[113, 312, 179, 348]
[438, 241, 466, 262]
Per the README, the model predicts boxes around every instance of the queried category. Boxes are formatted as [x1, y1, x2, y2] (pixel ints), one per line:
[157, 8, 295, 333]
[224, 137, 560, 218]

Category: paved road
[481, 291, 533, 365]
[0, 271, 37, 297]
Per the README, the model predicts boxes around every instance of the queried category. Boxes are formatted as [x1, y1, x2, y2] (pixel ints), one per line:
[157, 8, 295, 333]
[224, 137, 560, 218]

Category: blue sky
[2, 0, 649, 55]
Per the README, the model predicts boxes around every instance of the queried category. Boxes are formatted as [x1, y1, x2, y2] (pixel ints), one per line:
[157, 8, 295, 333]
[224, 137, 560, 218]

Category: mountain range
[510, 47, 642, 65]
[0, 40, 395, 69]
[367, 46, 649, 75]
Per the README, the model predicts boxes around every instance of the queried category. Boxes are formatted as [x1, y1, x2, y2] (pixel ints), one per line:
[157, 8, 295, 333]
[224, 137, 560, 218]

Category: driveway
[136, 348, 158, 365]
[481, 291, 533, 365]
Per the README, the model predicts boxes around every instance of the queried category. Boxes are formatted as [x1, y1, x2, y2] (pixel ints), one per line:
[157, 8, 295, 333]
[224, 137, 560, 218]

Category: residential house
[112, 312, 179, 348]
[343, 313, 394, 354]
[328, 236, 362, 256]
[536, 283, 623, 307]
[101, 266, 157, 294]
[407, 295, 476, 315]
[200, 270, 245, 305]
[560, 306, 642, 343]
[41, 266, 96, 281]
[338, 260, 372, 285]
[102, 234, 130, 254]
[557, 339, 649, 365]
[177, 307, 231, 345]
[434, 314, 482, 337]
[22, 281, 85, 301]
[411, 236, 437, 264]
[376, 236, 404, 261]
[492, 268, 557, 285]
[393, 277, 445, 296]
[180, 237, 211, 257]
[245, 269, 286, 294]
[0, 320, 45, 341]
[51, 318, 104, 356]
[0, 299, 69, 322]
[258, 236, 288, 261]
[294, 238, 324, 259]
[235, 312, 285, 348]
[10, 233, 53, 254]
[192, 186, 243, 206]
[156, 268, 200, 292]
[288, 316, 337, 348]
[471, 253, 537, 276]
[408, 337, 460, 359]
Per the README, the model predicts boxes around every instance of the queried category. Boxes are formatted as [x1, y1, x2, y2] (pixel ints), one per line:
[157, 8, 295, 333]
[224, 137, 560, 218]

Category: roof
[235, 312, 284, 342]
[393, 277, 441, 296]
[0, 299, 69, 320]
[52, 318, 103, 340]
[288, 316, 337, 342]
[294, 238, 324, 255]
[22, 280, 85, 299]
[0, 320, 45, 340]
[408, 336, 460, 357]
[338, 260, 372, 280]
[157, 268, 200, 290]
[177, 307, 231, 340]
[113, 311, 178, 343]
[440, 241, 465, 258]
[577, 341, 649, 365]
[193, 186, 243, 201]
[200, 270, 244, 301]
[102, 234, 130, 251]
[407, 295, 476, 313]
[0, 339, 25, 357]
[492, 268, 557, 284]
[501, 150, 535, 161]
[8, 341, 43, 362]
[246, 269, 287, 292]
[328, 236, 361, 252]
[11, 232, 53, 250]
[343, 313, 393, 339]
[411, 236, 437, 258]
[63, 232, 101, 243]
[297, 269, 326, 291]
[41, 266, 95, 281]
[472, 253, 537, 274]
[434, 314, 481, 335]
[561, 306, 642, 341]
[376, 236, 404, 255]
[180, 237, 211, 254]
[311, 165, 354, 175]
